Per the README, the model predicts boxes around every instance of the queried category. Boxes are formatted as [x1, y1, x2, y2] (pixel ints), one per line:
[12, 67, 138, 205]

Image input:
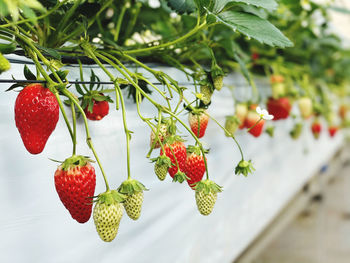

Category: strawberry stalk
[115, 82, 132, 180]
[71, 100, 77, 155]
[61, 89, 110, 191]
[203, 111, 245, 161]
[123, 19, 207, 55]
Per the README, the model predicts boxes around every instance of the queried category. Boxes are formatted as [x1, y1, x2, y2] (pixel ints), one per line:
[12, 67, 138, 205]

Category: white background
[0, 58, 343, 262]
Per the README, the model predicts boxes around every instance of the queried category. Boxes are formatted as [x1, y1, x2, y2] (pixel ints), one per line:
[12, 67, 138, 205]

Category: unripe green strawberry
[200, 85, 213, 105]
[152, 155, 172, 181]
[195, 180, 222, 216]
[298, 97, 313, 119]
[213, 75, 223, 91]
[123, 191, 143, 220]
[118, 179, 147, 220]
[224, 115, 240, 136]
[93, 190, 125, 242]
[0, 53, 10, 73]
[290, 123, 303, 140]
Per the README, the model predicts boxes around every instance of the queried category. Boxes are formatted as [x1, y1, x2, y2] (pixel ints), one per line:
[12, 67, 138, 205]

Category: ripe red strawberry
[184, 146, 206, 189]
[54, 155, 96, 223]
[267, 97, 292, 120]
[311, 120, 322, 139]
[160, 137, 187, 178]
[328, 126, 338, 137]
[15, 83, 59, 154]
[188, 110, 209, 138]
[84, 99, 109, 121]
[298, 97, 313, 119]
[235, 103, 248, 129]
[245, 110, 265, 137]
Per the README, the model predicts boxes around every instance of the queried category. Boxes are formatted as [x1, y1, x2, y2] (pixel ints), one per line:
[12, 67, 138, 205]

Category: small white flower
[256, 106, 274, 120]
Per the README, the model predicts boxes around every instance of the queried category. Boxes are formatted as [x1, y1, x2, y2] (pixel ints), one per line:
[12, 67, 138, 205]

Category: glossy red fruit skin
[184, 153, 205, 189]
[311, 122, 322, 139]
[84, 100, 109, 121]
[267, 97, 291, 121]
[54, 163, 96, 223]
[160, 141, 187, 178]
[245, 111, 265, 137]
[15, 84, 59, 154]
[328, 126, 338, 137]
[188, 112, 209, 138]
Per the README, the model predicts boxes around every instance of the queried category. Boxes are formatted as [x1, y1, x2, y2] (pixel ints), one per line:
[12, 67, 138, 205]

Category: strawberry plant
[0, 0, 349, 242]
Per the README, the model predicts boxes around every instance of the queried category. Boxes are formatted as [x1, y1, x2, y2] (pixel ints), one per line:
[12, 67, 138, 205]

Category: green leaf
[24, 65, 36, 80]
[20, 4, 37, 23]
[214, 0, 278, 13]
[166, 0, 196, 14]
[33, 43, 61, 60]
[215, 11, 293, 48]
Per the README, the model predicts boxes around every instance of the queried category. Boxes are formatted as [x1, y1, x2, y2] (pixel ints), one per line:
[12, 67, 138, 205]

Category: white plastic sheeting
[0, 57, 343, 263]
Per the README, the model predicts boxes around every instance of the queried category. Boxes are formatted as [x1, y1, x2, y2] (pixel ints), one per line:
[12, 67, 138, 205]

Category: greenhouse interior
[0, 0, 350, 262]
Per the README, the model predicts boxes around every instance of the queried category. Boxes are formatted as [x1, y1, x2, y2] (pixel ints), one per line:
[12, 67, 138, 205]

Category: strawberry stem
[203, 111, 245, 161]
[71, 101, 77, 156]
[246, 117, 262, 132]
[61, 89, 110, 191]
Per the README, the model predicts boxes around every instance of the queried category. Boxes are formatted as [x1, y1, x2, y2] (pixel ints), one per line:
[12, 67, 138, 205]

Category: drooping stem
[71, 101, 77, 156]
[204, 111, 245, 161]
[115, 83, 132, 180]
[61, 89, 110, 191]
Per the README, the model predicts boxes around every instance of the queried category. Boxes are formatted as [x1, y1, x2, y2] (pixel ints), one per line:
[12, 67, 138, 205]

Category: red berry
[267, 97, 291, 120]
[328, 126, 338, 137]
[245, 111, 265, 137]
[251, 52, 259, 61]
[15, 83, 59, 154]
[184, 151, 206, 189]
[188, 111, 209, 138]
[311, 121, 322, 139]
[54, 156, 96, 223]
[160, 140, 187, 178]
[84, 100, 109, 121]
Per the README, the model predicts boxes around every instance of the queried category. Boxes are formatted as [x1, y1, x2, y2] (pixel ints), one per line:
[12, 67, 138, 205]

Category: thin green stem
[116, 83, 132, 180]
[204, 111, 245, 161]
[71, 101, 77, 156]
[114, 3, 128, 42]
[61, 89, 110, 191]
[246, 118, 262, 132]
[124, 22, 207, 55]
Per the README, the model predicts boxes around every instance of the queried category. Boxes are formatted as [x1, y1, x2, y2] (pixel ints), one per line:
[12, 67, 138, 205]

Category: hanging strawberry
[75, 70, 113, 121]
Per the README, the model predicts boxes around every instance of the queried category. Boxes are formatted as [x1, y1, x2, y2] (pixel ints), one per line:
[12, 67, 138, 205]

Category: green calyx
[117, 179, 147, 196]
[195, 179, 222, 195]
[163, 135, 185, 145]
[186, 145, 208, 156]
[265, 126, 275, 137]
[151, 155, 172, 167]
[60, 155, 94, 171]
[95, 190, 126, 205]
[235, 160, 255, 177]
[172, 170, 189, 183]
